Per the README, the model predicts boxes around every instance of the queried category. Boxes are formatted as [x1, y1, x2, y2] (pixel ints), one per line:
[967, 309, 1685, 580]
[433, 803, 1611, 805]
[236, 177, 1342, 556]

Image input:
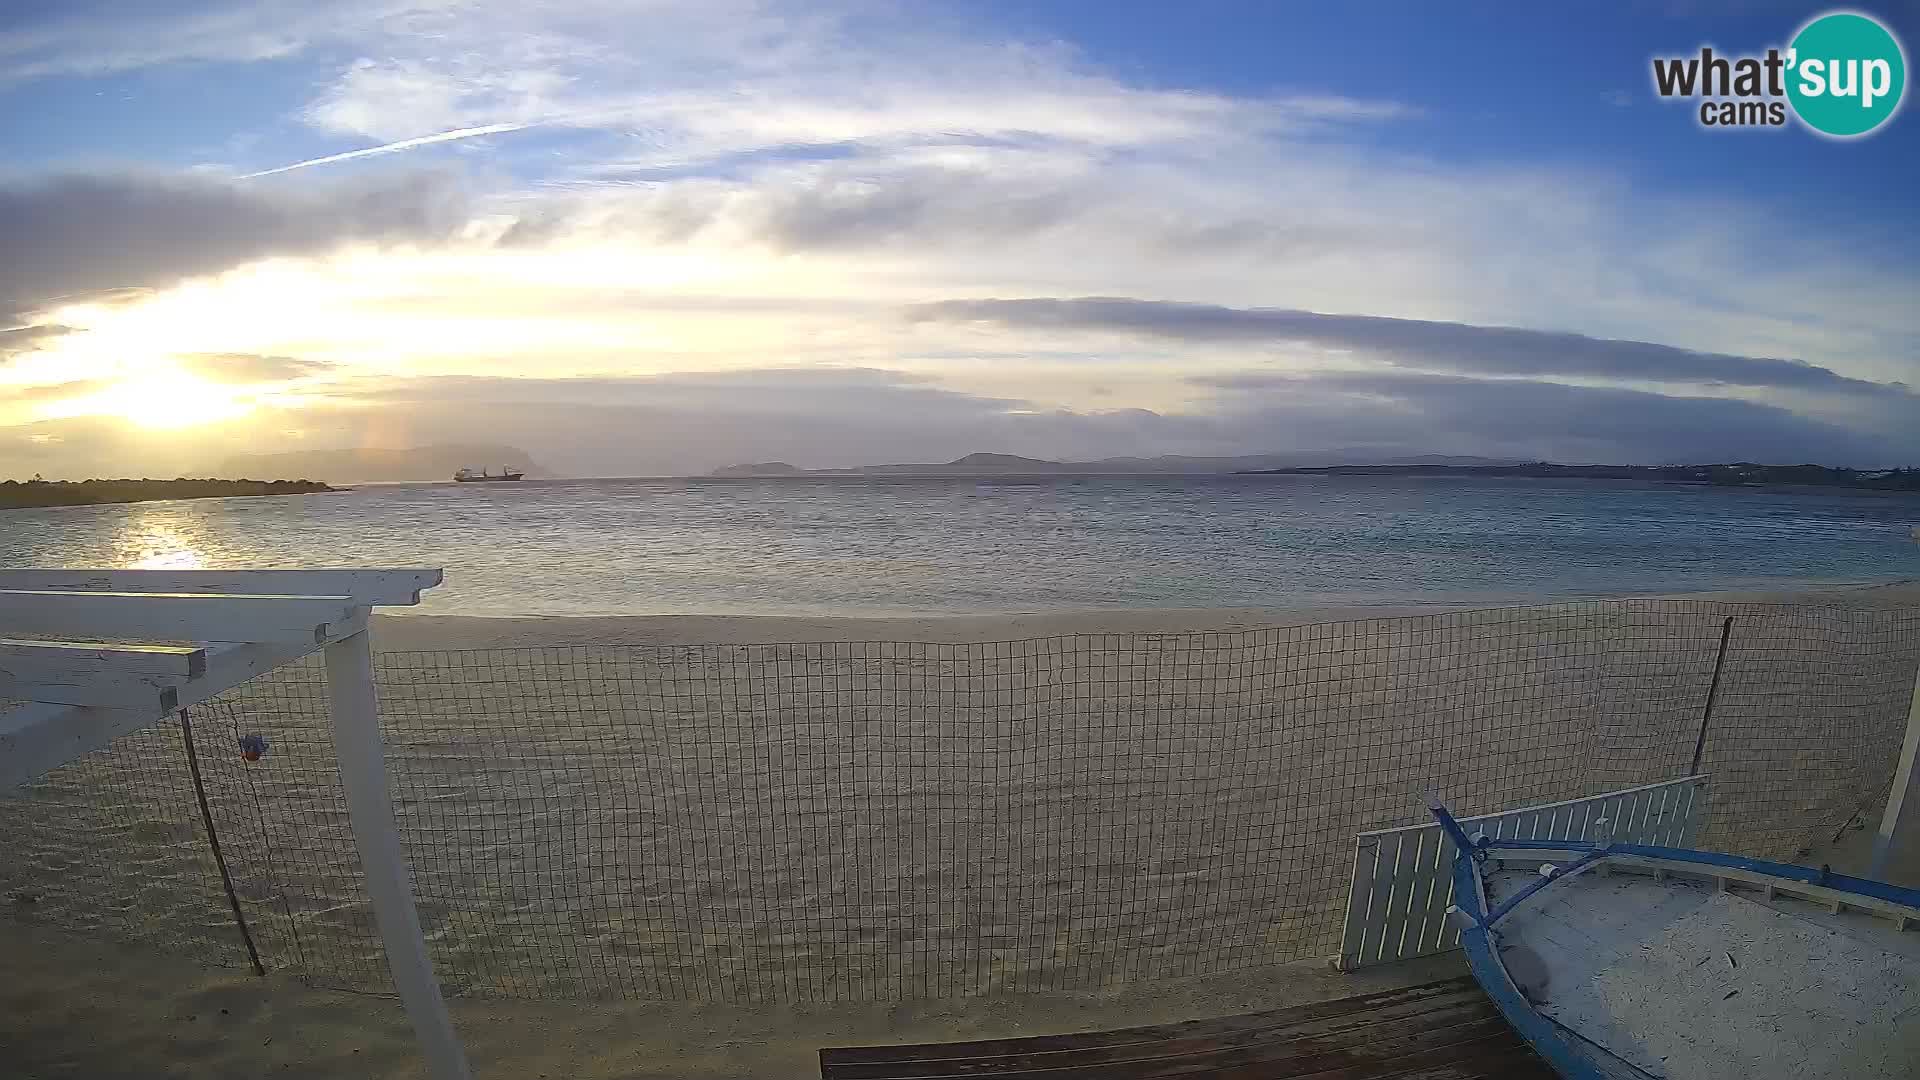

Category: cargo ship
[452, 467, 525, 483]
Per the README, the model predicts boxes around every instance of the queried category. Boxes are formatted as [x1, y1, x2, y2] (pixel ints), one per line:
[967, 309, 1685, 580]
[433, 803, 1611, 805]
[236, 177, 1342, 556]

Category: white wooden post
[1871, 656, 1920, 881]
[325, 628, 473, 1080]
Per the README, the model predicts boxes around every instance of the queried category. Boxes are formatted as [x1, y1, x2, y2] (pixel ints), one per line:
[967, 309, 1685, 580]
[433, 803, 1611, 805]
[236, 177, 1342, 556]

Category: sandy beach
[4, 582, 1918, 1079]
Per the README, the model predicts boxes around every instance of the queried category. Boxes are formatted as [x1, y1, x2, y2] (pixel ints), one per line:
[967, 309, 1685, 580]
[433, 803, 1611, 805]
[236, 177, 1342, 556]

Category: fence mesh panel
[2, 598, 1915, 1001]
[0, 714, 249, 967]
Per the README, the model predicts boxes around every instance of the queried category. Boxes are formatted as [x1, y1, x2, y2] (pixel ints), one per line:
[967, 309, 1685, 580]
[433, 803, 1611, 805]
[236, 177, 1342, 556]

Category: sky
[1, 0, 1917, 478]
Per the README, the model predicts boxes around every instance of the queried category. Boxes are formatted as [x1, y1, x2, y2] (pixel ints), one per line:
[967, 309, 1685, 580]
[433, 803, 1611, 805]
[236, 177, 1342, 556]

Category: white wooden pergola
[0, 568, 472, 1080]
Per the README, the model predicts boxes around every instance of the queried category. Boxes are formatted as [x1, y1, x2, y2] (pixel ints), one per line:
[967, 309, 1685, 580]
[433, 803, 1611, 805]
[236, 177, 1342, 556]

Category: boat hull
[1436, 810, 1920, 1080]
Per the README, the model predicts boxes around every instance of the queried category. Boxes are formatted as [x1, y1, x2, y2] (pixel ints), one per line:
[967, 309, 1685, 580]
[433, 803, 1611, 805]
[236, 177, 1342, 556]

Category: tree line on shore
[0, 477, 333, 509]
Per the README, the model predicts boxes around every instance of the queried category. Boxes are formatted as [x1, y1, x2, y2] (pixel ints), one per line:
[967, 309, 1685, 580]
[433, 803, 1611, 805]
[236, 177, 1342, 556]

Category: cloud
[269, 2, 1407, 161]
[11, 362, 1891, 482]
[323, 366, 1918, 471]
[1195, 370, 1897, 465]
[176, 353, 334, 382]
[170, 366, 1046, 477]
[912, 297, 1906, 397]
[0, 170, 467, 326]
[0, 322, 76, 361]
[0, 0, 407, 83]
[498, 141, 1422, 269]
[0, 378, 116, 404]
[497, 152, 1095, 252]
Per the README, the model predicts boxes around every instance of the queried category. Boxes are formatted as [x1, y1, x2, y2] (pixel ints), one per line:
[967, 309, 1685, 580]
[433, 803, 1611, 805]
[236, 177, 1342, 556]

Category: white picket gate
[1335, 774, 1708, 971]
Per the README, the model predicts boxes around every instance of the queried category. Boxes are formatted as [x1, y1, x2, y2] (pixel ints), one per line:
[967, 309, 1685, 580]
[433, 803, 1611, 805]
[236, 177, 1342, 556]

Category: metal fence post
[325, 628, 473, 1080]
[178, 707, 265, 976]
[1688, 616, 1736, 776]
[1870, 654, 1920, 881]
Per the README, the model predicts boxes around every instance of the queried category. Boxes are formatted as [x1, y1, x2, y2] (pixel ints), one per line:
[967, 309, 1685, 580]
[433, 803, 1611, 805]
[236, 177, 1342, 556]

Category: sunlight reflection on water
[114, 506, 209, 570]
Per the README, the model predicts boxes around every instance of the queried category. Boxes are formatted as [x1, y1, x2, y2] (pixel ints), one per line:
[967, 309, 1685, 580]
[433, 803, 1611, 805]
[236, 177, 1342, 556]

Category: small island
[711, 461, 807, 477]
[1, 477, 335, 510]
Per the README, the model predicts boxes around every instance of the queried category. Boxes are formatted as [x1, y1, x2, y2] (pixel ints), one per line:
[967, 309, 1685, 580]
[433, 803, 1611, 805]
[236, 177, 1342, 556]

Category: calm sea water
[2, 475, 1917, 616]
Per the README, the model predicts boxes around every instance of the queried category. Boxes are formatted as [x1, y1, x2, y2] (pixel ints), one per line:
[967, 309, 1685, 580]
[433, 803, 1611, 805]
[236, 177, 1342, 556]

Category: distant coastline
[1236, 462, 1920, 493]
[1, 477, 334, 510]
[710, 451, 1521, 477]
[709, 453, 1920, 494]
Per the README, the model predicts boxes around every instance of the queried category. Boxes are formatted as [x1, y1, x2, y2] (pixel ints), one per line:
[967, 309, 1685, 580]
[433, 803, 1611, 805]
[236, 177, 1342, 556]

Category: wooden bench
[818, 976, 1550, 1079]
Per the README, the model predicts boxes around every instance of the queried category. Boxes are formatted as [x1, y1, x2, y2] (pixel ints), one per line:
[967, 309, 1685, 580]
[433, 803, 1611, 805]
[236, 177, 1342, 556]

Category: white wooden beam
[176, 619, 362, 711]
[0, 700, 152, 788]
[0, 590, 357, 645]
[325, 629, 472, 1080]
[0, 671, 180, 713]
[1, 637, 207, 677]
[0, 613, 367, 789]
[1870, 656, 1920, 880]
[0, 569, 442, 607]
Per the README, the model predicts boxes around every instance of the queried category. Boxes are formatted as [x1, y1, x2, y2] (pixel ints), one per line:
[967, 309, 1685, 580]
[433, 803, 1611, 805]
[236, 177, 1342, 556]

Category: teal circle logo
[1787, 12, 1906, 137]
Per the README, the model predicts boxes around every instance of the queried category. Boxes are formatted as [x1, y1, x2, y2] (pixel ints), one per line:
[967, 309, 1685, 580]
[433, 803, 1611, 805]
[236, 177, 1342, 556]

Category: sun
[59, 370, 255, 429]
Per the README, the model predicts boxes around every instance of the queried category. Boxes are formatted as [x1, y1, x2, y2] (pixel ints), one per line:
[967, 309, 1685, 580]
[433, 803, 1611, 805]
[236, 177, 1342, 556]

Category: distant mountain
[854, 453, 1078, 475]
[709, 451, 1525, 477]
[215, 444, 548, 484]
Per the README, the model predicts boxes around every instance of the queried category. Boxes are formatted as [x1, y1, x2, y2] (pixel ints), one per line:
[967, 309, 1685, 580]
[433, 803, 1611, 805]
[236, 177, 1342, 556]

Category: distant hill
[854, 453, 1078, 475]
[710, 451, 1525, 477]
[215, 445, 547, 484]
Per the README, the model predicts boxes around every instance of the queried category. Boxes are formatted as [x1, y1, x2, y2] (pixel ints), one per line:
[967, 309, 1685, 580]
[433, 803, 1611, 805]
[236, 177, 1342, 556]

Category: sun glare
[54, 371, 255, 429]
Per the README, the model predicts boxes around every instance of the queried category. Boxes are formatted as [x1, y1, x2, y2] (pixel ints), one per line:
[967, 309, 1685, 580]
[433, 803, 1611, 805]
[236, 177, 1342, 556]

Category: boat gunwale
[1450, 846, 1623, 1080]
[1472, 839, 1920, 922]
[1440, 811, 1920, 1080]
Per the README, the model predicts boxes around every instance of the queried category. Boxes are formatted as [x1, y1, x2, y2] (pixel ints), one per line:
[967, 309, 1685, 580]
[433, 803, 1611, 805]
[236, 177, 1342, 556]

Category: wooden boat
[1432, 802, 1920, 1079]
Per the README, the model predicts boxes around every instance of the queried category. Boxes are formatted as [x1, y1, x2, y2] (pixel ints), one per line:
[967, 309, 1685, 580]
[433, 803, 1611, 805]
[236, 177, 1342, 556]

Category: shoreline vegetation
[1, 477, 334, 510]
[1237, 462, 1920, 491]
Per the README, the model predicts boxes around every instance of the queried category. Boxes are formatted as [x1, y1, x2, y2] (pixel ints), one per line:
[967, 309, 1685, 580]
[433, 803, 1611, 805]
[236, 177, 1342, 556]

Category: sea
[3, 475, 1917, 616]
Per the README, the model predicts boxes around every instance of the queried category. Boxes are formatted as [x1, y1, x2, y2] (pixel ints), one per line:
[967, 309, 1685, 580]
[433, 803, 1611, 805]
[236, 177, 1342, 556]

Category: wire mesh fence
[2, 598, 1915, 1002]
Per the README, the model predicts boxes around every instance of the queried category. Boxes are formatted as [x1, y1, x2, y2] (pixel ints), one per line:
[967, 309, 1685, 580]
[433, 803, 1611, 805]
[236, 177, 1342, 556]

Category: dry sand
[0, 919, 1465, 1079]
[4, 580, 1918, 1078]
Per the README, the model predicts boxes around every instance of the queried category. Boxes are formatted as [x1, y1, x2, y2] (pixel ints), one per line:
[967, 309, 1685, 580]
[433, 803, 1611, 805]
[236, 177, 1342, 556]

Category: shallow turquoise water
[2, 475, 1916, 615]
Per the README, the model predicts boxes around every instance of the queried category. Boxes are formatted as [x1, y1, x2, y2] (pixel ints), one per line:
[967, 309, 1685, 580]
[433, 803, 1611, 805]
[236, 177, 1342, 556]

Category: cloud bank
[913, 298, 1908, 397]
[0, 170, 467, 327]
